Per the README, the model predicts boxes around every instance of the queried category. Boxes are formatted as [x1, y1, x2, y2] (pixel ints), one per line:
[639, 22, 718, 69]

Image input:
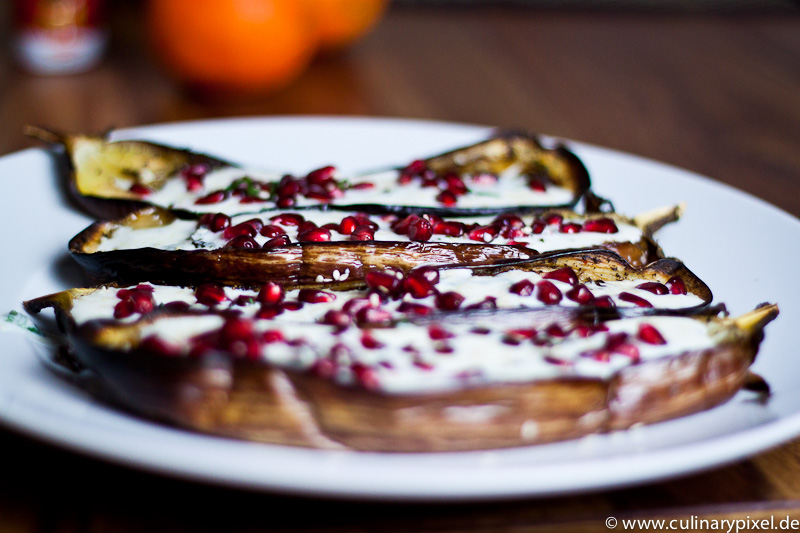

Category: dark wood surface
[1, 3, 799, 531]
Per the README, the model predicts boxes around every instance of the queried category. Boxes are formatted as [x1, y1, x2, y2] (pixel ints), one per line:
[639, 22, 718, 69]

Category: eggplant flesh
[30, 128, 591, 219]
[23, 293, 778, 451]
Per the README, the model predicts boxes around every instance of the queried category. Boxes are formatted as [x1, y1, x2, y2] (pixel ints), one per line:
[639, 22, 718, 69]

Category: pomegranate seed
[355, 307, 393, 325]
[263, 235, 291, 248]
[163, 301, 190, 312]
[343, 298, 373, 316]
[351, 363, 380, 390]
[257, 282, 284, 305]
[129, 183, 152, 196]
[349, 226, 375, 241]
[114, 299, 135, 319]
[255, 304, 283, 320]
[636, 282, 669, 295]
[545, 324, 568, 337]
[470, 327, 491, 335]
[351, 182, 375, 190]
[408, 218, 433, 241]
[130, 292, 154, 314]
[321, 310, 351, 330]
[361, 333, 384, 349]
[433, 220, 465, 236]
[306, 166, 336, 185]
[583, 218, 618, 233]
[139, 336, 179, 356]
[530, 220, 546, 234]
[544, 213, 563, 225]
[494, 214, 525, 228]
[544, 356, 572, 366]
[468, 225, 498, 243]
[667, 276, 688, 295]
[543, 267, 579, 286]
[433, 343, 454, 354]
[436, 190, 458, 206]
[605, 332, 628, 350]
[195, 283, 228, 306]
[528, 177, 547, 192]
[614, 343, 640, 362]
[220, 318, 261, 359]
[282, 300, 304, 311]
[501, 227, 526, 240]
[225, 235, 259, 248]
[320, 223, 339, 232]
[594, 295, 616, 308]
[428, 325, 454, 340]
[365, 271, 403, 295]
[465, 296, 498, 311]
[262, 330, 284, 343]
[560, 222, 582, 233]
[397, 302, 433, 315]
[339, 216, 359, 235]
[443, 173, 468, 195]
[404, 274, 437, 298]
[391, 214, 419, 235]
[536, 281, 563, 305]
[638, 323, 667, 345]
[435, 291, 464, 311]
[269, 213, 305, 226]
[223, 222, 257, 240]
[312, 359, 337, 379]
[508, 328, 537, 339]
[297, 228, 332, 242]
[195, 190, 226, 204]
[276, 196, 295, 208]
[208, 213, 231, 232]
[509, 279, 536, 296]
[298, 289, 336, 303]
[297, 221, 318, 233]
[619, 292, 653, 308]
[565, 284, 595, 305]
[404, 159, 427, 175]
[259, 224, 285, 238]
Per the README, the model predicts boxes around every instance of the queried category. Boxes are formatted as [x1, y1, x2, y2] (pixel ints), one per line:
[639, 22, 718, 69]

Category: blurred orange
[307, 0, 388, 52]
[146, 0, 317, 94]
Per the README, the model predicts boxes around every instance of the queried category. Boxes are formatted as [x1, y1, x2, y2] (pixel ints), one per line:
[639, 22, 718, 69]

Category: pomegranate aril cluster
[190, 165, 367, 208]
[114, 284, 156, 319]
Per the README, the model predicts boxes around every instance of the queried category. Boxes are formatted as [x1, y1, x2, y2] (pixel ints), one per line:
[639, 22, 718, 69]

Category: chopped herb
[3, 310, 42, 336]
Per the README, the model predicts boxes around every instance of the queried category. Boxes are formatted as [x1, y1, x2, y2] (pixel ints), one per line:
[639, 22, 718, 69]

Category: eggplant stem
[734, 304, 779, 334]
[633, 203, 685, 235]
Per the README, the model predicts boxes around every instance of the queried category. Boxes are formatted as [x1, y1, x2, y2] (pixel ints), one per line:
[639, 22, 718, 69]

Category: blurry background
[0, 0, 796, 215]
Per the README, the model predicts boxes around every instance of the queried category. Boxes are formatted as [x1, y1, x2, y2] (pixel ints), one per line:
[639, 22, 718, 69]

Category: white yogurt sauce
[129, 314, 717, 394]
[97, 210, 644, 254]
[140, 164, 576, 216]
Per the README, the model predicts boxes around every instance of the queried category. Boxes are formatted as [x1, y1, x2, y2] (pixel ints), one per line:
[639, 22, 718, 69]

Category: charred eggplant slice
[68, 203, 680, 286]
[30, 128, 591, 219]
[23, 294, 778, 451]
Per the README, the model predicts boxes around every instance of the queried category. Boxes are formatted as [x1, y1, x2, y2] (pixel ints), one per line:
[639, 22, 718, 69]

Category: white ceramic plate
[2, 117, 799, 501]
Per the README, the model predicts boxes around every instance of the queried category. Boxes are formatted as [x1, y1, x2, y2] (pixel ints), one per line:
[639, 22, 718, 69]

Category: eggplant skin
[49, 307, 773, 452]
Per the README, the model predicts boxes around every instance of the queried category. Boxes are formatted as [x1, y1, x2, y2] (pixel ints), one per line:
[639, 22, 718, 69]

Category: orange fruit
[305, 0, 388, 52]
[146, 0, 317, 94]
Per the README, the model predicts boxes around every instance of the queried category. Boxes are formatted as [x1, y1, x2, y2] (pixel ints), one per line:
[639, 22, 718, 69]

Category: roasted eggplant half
[29, 128, 591, 219]
[23, 293, 778, 452]
[68, 204, 681, 286]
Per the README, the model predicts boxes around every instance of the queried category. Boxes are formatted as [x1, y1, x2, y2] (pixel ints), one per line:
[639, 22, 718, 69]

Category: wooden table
[1, 3, 799, 531]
